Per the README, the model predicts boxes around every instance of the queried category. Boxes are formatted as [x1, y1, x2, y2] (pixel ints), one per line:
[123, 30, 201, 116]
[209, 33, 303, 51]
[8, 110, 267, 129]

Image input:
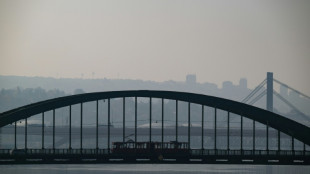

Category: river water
[0, 164, 309, 174]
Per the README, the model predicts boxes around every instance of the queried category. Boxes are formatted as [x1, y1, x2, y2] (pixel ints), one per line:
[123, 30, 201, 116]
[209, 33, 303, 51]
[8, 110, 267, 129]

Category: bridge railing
[0, 149, 111, 156]
[190, 149, 310, 156]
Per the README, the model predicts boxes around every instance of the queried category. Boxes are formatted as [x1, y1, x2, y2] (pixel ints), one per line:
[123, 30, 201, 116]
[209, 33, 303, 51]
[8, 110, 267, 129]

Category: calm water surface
[0, 164, 309, 174]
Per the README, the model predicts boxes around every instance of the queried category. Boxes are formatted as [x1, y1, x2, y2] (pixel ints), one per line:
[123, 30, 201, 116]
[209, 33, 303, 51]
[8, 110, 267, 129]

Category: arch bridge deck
[0, 148, 309, 164]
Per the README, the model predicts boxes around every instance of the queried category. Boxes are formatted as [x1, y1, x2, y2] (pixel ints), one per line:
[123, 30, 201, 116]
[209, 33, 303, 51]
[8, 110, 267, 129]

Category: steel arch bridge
[0, 90, 310, 164]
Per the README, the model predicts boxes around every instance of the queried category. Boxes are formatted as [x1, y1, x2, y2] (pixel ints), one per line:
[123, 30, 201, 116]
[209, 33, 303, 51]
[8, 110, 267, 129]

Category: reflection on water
[0, 164, 309, 174]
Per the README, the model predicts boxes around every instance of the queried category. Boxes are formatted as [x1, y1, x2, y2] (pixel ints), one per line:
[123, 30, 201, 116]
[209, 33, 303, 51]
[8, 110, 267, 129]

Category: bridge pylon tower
[266, 72, 273, 112]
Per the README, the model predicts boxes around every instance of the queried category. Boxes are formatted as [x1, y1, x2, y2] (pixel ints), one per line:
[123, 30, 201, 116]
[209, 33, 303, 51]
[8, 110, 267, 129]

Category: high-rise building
[239, 78, 247, 89]
[186, 74, 196, 84]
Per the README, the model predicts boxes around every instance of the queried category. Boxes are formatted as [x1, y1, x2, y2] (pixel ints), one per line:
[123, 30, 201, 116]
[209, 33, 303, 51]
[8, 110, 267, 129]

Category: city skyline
[1, 0, 310, 95]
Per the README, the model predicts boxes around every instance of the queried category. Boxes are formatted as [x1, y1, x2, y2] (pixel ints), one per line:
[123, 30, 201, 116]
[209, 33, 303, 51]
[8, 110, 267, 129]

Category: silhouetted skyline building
[186, 74, 196, 85]
[239, 78, 247, 89]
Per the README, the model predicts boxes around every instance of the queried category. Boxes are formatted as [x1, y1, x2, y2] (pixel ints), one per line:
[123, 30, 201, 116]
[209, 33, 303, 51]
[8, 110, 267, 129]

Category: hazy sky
[1, 0, 310, 95]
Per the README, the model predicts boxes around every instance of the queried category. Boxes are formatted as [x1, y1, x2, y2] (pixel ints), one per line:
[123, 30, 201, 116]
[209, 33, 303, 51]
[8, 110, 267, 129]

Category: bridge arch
[0, 90, 310, 146]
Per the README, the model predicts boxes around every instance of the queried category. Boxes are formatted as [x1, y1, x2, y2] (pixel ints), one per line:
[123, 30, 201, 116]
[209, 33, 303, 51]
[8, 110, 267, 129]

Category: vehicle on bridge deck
[112, 141, 189, 158]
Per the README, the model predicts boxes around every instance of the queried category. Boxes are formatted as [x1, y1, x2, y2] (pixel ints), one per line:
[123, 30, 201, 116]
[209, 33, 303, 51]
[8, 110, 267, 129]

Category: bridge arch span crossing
[1, 90, 310, 146]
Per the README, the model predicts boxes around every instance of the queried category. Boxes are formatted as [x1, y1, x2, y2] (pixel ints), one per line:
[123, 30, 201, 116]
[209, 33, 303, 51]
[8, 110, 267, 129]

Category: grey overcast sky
[0, 0, 310, 95]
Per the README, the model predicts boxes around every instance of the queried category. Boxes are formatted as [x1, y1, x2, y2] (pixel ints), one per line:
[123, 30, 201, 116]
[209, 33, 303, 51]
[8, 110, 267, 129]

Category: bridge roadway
[0, 148, 309, 165]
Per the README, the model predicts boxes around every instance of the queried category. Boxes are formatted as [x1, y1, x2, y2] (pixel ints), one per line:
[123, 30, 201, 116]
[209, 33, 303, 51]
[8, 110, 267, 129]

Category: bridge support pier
[241, 115, 243, 150]
[69, 105, 71, 149]
[227, 112, 229, 150]
[14, 121, 17, 149]
[135, 97, 137, 147]
[253, 120, 255, 150]
[150, 97, 152, 143]
[188, 102, 190, 149]
[162, 98, 164, 147]
[97, 100, 99, 149]
[214, 108, 217, 150]
[25, 118, 27, 150]
[176, 100, 178, 142]
[108, 99, 110, 152]
[53, 109, 55, 149]
[42, 112, 44, 149]
[80, 104, 83, 150]
[122, 98, 125, 144]
[202, 105, 204, 149]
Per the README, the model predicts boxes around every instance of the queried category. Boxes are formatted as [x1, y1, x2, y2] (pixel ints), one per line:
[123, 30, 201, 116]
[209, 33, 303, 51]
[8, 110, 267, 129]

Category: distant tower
[266, 72, 273, 112]
[186, 74, 196, 84]
[239, 78, 247, 89]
